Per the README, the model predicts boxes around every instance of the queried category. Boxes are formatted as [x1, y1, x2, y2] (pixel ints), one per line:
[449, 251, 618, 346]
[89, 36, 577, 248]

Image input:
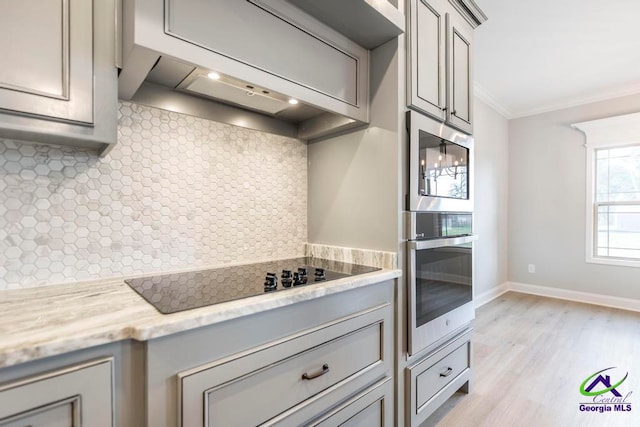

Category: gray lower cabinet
[308, 378, 393, 427]
[405, 329, 472, 426]
[0, 358, 114, 427]
[0, 0, 118, 153]
[0, 282, 395, 427]
[146, 280, 395, 427]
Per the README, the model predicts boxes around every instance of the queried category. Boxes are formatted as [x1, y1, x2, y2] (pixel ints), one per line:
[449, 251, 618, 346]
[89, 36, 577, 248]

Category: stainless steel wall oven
[406, 111, 476, 357]
[406, 212, 476, 356]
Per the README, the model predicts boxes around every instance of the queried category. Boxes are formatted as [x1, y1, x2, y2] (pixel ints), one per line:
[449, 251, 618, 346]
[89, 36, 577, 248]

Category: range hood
[127, 56, 360, 141]
[117, 0, 383, 141]
[144, 56, 325, 123]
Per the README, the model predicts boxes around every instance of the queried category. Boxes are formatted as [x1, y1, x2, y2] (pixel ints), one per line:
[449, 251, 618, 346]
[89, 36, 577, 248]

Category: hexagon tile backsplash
[0, 101, 307, 289]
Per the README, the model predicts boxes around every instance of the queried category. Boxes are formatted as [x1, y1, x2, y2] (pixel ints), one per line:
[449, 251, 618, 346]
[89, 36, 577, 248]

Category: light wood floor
[422, 292, 640, 427]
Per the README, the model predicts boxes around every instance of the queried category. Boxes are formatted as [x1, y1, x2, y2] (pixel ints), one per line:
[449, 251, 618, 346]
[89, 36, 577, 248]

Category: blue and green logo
[580, 367, 628, 397]
[579, 367, 633, 413]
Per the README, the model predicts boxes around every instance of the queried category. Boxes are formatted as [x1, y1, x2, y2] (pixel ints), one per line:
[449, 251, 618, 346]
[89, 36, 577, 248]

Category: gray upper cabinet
[446, 12, 474, 134]
[407, 0, 486, 135]
[0, 0, 118, 154]
[408, 0, 448, 121]
[120, 0, 370, 127]
[0, 0, 92, 123]
[286, 0, 405, 50]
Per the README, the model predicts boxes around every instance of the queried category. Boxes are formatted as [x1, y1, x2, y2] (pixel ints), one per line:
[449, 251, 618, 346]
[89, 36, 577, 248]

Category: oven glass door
[415, 242, 472, 328]
[408, 234, 476, 356]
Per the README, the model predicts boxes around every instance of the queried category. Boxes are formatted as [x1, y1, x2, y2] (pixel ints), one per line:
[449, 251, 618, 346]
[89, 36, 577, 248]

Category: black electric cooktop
[125, 257, 380, 314]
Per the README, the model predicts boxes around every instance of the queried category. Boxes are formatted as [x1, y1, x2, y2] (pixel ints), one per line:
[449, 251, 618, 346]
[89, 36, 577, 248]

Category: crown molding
[473, 83, 514, 119]
[448, 0, 488, 28]
[510, 82, 640, 118]
[474, 81, 640, 121]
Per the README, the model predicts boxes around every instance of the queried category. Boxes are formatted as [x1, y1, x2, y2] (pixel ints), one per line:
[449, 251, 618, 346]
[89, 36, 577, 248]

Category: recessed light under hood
[137, 56, 362, 141]
[183, 73, 290, 116]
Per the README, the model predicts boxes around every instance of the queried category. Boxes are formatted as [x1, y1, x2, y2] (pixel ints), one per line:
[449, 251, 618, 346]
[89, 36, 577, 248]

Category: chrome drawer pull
[302, 364, 330, 380]
[440, 367, 453, 377]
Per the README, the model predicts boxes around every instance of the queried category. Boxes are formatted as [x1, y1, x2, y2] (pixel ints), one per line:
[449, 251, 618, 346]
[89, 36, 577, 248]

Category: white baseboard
[475, 283, 510, 308]
[506, 281, 640, 313]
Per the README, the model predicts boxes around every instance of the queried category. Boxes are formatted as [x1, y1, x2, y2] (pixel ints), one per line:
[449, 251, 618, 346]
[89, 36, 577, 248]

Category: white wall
[473, 98, 510, 298]
[508, 93, 640, 300]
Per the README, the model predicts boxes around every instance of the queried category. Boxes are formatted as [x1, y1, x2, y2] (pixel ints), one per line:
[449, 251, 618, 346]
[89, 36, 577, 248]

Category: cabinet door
[408, 0, 447, 121]
[446, 12, 474, 134]
[0, 358, 114, 427]
[0, 0, 93, 124]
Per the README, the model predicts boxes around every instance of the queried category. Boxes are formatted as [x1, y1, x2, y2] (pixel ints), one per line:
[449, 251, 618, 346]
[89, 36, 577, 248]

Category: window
[595, 145, 640, 260]
[574, 113, 640, 267]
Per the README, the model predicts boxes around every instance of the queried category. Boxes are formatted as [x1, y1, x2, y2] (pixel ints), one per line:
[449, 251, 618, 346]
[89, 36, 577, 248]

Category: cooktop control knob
[297, 268, 308, 284]
[314, 268, 325, 281]
[293, 272, 305, 286]
[281, 270, 293, 288]
[264, 273, 277, 292]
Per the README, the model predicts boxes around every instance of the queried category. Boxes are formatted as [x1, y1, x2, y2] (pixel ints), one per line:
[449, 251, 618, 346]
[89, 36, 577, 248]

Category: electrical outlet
[528, 264, 536, 273]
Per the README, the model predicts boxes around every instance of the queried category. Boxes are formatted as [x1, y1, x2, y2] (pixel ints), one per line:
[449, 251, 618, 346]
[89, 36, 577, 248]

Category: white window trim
[573, 112, 640, 268]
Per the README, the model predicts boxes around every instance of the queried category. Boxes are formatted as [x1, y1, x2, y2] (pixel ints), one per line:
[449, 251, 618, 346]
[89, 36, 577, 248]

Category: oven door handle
[408, 235, 477, 250]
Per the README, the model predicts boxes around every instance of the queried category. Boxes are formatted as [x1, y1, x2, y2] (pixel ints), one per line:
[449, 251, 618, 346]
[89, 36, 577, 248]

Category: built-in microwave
[407, 111, 474, 212]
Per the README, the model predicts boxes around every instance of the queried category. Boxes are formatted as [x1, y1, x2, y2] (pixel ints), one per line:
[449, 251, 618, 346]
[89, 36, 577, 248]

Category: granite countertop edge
[0, 269, 402, 369]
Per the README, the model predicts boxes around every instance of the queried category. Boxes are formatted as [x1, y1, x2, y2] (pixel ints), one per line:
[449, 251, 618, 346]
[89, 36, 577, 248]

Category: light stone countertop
[0, 269, 401, 369]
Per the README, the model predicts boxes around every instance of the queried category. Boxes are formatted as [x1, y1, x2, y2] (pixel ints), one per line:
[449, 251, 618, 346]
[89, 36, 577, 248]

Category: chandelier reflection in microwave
[420, 140, 467, 196]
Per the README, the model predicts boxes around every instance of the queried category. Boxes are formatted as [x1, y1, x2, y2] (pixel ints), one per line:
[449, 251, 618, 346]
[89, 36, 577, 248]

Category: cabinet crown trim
[448, 0, 488, 28]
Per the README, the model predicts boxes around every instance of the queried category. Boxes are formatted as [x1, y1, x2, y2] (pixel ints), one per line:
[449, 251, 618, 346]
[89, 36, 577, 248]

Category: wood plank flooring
[422, 291, 640, 427]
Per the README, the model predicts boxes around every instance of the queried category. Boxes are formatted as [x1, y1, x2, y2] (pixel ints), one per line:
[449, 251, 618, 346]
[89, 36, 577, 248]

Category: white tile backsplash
[0, 101, 307, 289]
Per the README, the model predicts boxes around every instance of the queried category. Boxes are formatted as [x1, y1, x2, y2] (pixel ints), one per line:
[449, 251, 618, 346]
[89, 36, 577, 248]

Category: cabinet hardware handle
[441, 106, 447, 111]
[302, 364, 330, 380]
[440, 367, 453, 377]
[451, 110, 457, 116]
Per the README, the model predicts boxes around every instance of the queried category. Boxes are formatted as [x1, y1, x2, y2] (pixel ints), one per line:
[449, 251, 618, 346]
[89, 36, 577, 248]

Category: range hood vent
[184, 76, 290, 115]
[118, 0, 373, 141]
[134, 56, 361, 140]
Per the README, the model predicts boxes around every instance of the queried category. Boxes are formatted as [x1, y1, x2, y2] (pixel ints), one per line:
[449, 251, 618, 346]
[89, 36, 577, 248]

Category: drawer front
[309, 378, 393, 427]
[0, 396, 77, 427]
[406, 329, 472, 427]
[416, 341, 469, 407]
[179, 304, 391, 427]
[0, 358, 113, 427]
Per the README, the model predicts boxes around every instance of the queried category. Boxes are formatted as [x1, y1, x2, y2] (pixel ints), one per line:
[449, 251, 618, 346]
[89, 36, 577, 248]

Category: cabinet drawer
[0, 396, 76, 427]
[309, 378, 393, 427]
[0, 358, 113, 427]
[406, 329, 472, 426]
[179, 304, 391, 427]
[416, 339, 469, 407]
